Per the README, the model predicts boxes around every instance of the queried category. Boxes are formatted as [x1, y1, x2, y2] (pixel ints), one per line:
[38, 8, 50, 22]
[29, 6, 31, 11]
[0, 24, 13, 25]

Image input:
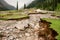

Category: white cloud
[4, 0, 34, 9]
[4, 0, 17, 8]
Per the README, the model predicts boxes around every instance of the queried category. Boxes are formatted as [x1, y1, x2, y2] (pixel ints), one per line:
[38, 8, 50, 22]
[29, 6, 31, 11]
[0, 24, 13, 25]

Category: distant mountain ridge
[0, 0, 16, 11]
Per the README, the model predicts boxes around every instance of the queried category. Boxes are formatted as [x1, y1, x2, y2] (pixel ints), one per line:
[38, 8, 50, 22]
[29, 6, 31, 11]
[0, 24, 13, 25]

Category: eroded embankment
[0, 14, 58, 40]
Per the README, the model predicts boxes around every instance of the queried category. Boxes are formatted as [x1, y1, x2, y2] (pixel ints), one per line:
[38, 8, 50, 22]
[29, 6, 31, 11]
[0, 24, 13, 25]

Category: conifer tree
[16, 1, 18, 10]
[24, 4, 26, 9]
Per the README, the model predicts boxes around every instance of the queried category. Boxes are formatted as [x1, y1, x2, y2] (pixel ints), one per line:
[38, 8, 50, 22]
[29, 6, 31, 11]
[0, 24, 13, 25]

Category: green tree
[24, 4, 26, 9]
[27, 0, 58, 11]
[16, 1, 18, 10]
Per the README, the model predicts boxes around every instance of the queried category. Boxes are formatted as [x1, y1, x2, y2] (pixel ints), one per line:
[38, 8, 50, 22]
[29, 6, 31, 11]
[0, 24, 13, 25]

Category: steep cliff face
[0, 0, 16, 10]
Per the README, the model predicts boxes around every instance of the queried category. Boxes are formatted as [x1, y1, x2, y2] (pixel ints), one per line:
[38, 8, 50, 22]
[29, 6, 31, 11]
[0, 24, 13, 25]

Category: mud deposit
[0, 14, 58, 40]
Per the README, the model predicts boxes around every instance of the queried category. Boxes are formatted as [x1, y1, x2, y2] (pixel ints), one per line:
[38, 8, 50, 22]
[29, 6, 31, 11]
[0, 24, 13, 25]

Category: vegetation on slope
[27, 0, 60, 11]
[43, 18, 60, 40]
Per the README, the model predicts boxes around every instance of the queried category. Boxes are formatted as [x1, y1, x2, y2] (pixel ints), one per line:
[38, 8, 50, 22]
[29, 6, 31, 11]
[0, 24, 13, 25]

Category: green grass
[43, 18, 60, 40]
[53, 11, 60, 16]
[0, 14, 28, 20]
[0, 13, 29, 20]
[54, 12, 60, 16]
[0, 10, 29, 20]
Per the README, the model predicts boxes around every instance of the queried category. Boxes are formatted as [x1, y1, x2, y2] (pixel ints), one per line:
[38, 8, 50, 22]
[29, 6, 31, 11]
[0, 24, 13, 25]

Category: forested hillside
[27, 0, 60, 11]
[0, 6, 9, 11]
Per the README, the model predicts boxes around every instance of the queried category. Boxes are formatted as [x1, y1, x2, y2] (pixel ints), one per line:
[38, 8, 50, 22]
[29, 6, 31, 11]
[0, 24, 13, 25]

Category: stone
[2, 37, 7, 40]
[16, 39, 19, 40]
[25, 33, 30, 37]
[8, 36, 14, 40]
[14, 20, 28, 30]
[26, 36, 35, 40]
[19, 35, 23, 37]
[34, 23, 40, 31]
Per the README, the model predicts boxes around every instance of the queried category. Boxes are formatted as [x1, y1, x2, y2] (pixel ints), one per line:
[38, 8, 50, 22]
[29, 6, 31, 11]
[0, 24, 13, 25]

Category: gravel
[0, 13, 57, 40]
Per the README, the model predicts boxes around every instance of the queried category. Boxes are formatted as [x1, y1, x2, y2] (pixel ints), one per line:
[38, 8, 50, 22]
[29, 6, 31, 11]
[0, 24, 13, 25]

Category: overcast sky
[4, 0, 34, 9]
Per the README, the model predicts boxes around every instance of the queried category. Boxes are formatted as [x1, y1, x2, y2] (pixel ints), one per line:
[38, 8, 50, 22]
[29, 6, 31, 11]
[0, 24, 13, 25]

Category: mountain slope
[27, 0, 58, 11]
[0, 0, 16, 10]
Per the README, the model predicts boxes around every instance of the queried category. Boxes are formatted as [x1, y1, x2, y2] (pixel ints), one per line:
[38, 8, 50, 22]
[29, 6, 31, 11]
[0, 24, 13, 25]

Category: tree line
[27, 0, 60, 11]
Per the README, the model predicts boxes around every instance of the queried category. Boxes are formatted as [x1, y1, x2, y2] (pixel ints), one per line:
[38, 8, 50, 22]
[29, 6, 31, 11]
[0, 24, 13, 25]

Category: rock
[2, 37, 7, 40]
[12, 29, 20, 33]
[34, 23, 40, 31]
[25, 33, 30, 37]
[8, 36, 14, 40]
[4, 30, 10, 34]
[26, 36, 35, 40]
[19, 35, 23, 37]
[15, 38, 19, 40]
[14, 19, 28, 30]
[35, 9, 42, 13]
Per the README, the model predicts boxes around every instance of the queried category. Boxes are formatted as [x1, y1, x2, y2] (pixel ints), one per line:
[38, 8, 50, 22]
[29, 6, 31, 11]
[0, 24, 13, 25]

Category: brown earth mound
[38, 19, 58, 40]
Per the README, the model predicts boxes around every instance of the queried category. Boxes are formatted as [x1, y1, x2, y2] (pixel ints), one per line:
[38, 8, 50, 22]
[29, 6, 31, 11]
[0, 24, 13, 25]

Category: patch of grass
[0, 13, 29, 20]
[43, 18, 60, 40]
[0, 10, 29, 20]
[54, 11, 60, 16]
[0, 14, 28, 20]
